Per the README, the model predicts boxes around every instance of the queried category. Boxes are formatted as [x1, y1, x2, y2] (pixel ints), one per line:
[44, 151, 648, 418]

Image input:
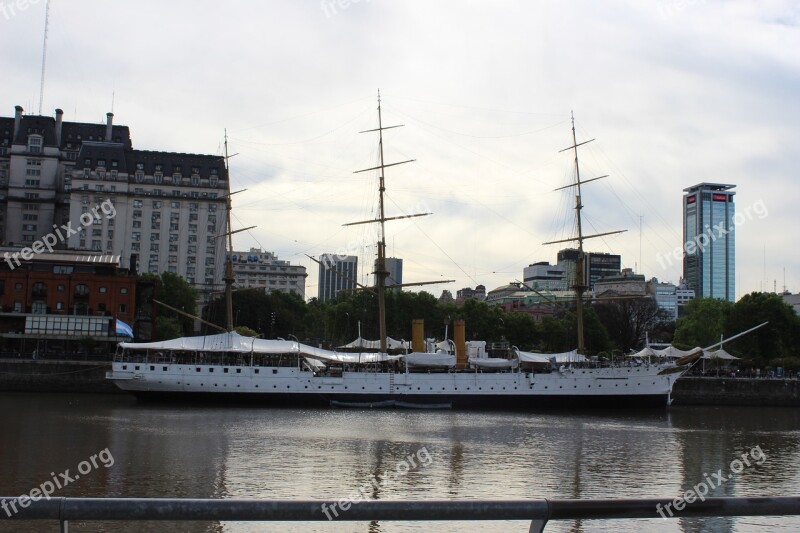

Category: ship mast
[351, 92, 414, 352]
[543, 113, 625, 354]
[220, 130, 255, 332]
[348, 91, 451, 352]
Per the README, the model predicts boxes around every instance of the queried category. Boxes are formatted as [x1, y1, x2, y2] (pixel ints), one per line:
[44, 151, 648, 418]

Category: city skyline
[2, 1, 797, 299]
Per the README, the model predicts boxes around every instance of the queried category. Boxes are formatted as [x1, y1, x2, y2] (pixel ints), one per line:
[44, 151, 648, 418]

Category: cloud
[2, 0, 798, 297]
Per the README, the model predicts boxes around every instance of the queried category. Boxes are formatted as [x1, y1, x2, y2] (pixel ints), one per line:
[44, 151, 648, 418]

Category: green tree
[594, 297, 670, 352]
[155, 316, 183, 341]
[156, 272, 198, 335]
[672, 298, 733, 349]
[724, 292, 800, 366]
[235, 325, 259, 337]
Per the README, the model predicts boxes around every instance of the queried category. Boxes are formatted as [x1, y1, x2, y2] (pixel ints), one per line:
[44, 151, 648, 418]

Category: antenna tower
[38, 0, 51, 115]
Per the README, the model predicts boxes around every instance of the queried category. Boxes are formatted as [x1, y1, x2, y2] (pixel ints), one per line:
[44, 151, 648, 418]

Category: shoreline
[1, 359, 799, 406]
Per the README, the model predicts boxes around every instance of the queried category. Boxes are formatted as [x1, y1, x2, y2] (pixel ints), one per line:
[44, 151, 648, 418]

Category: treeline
[204, 289, 614, 354]
[672, 292, 800, 369]
[147, 272, 800, 368]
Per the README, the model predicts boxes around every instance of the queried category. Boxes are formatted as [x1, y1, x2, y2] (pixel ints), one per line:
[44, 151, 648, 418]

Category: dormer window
[28, 135, 42, 154]
[135, 171, 144, 182]
[154, 172, 163, 184]
[97, 159, 106, 168]
[191, 167, 200, 175]
[136, 163, 144, 171]
[84, 158, 92, 167]
[155, 165, 162, 171]
[210, 177, 218, 187]
[111, 160, 118, 168]
[173, 173, 181, 181]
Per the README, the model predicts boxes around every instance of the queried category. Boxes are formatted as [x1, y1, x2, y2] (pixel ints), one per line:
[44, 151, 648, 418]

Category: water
[1, 392, 798, 532]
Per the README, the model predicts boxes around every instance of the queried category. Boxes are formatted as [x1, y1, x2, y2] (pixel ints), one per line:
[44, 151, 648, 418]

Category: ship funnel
[454, 319, 467, 368]
[411, 319, 424, 352]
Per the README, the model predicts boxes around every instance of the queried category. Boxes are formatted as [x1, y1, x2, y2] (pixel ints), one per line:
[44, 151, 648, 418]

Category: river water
[0, 392, 798, 532]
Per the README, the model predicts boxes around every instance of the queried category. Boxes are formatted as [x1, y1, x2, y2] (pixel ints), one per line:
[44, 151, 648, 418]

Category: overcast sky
[2, 0, 798, 299]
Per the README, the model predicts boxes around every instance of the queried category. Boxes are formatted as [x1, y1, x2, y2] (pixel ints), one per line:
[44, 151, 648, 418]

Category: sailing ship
[107, 103, 701, 408]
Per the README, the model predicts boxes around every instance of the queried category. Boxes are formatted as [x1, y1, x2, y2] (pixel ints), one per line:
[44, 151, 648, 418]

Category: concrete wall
[0, 359, 119, 393]
[673, 377, 800, 406]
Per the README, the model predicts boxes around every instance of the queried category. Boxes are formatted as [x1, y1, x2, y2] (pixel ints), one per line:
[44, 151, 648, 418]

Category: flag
[116, 319, 134, 337]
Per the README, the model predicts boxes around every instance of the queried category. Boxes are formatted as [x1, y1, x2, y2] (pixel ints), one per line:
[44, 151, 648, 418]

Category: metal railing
[2, 496, 800, 532]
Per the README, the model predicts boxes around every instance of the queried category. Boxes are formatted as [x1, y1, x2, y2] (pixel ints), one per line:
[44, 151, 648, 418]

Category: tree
[156, 272, 198, 335]
[594, 297, 670, 353]
[536, 307, 610, 354]
[672, 298, 733, 349]
[235, 326, 258, 337]
[725, 292, 800, 366]
[155, 316, 183, 341]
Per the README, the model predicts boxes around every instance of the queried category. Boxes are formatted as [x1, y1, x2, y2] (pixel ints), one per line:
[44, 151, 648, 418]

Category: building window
[28, 135, 43, 153]
[119, 304, 127, 313]
[120, 287, 128, 294]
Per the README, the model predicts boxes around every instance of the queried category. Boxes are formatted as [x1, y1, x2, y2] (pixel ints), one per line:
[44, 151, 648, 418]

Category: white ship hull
[107, 361, 680, 408]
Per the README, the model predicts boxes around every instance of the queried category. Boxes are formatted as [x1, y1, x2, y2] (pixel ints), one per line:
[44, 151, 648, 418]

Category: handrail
[2, 496, 799, 532]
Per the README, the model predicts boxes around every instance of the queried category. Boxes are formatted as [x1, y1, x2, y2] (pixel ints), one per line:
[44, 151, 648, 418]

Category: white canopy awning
[702, 348, 740, 360]
[337, 336, 409, 350]
[631, 345, 702, 358]
[120, 331, 402, 364]
[516, 349, 586, 364]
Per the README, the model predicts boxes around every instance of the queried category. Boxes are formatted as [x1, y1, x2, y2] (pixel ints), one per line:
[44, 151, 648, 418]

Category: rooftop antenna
[38, 0, 51, 115]
[639, 214, 643, 274]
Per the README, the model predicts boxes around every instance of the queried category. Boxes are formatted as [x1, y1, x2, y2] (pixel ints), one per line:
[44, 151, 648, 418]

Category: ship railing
[2, 496, 799, 532]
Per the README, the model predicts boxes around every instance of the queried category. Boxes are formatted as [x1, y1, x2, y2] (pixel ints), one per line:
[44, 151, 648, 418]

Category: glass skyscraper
[683, 183, 736, 301]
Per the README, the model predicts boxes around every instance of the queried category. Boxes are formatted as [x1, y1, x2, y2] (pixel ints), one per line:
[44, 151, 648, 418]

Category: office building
[375, 256, 403, 290]
[683, 183, 735, 301]
[523, 261, 567, 291]
[231, 248, 307, 298]
[593, 268, 646, 299]
[318, 253, 357, 301]
[557, 248, 621, 290]
[0, 248, 153, 354]
[0, 105, 228, 314]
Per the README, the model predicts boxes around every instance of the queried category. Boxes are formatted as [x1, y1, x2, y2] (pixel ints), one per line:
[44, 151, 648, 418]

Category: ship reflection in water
[1, 393, 799, 533]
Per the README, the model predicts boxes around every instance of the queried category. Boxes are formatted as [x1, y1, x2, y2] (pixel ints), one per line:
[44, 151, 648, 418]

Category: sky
[2, 0, 798, 300]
